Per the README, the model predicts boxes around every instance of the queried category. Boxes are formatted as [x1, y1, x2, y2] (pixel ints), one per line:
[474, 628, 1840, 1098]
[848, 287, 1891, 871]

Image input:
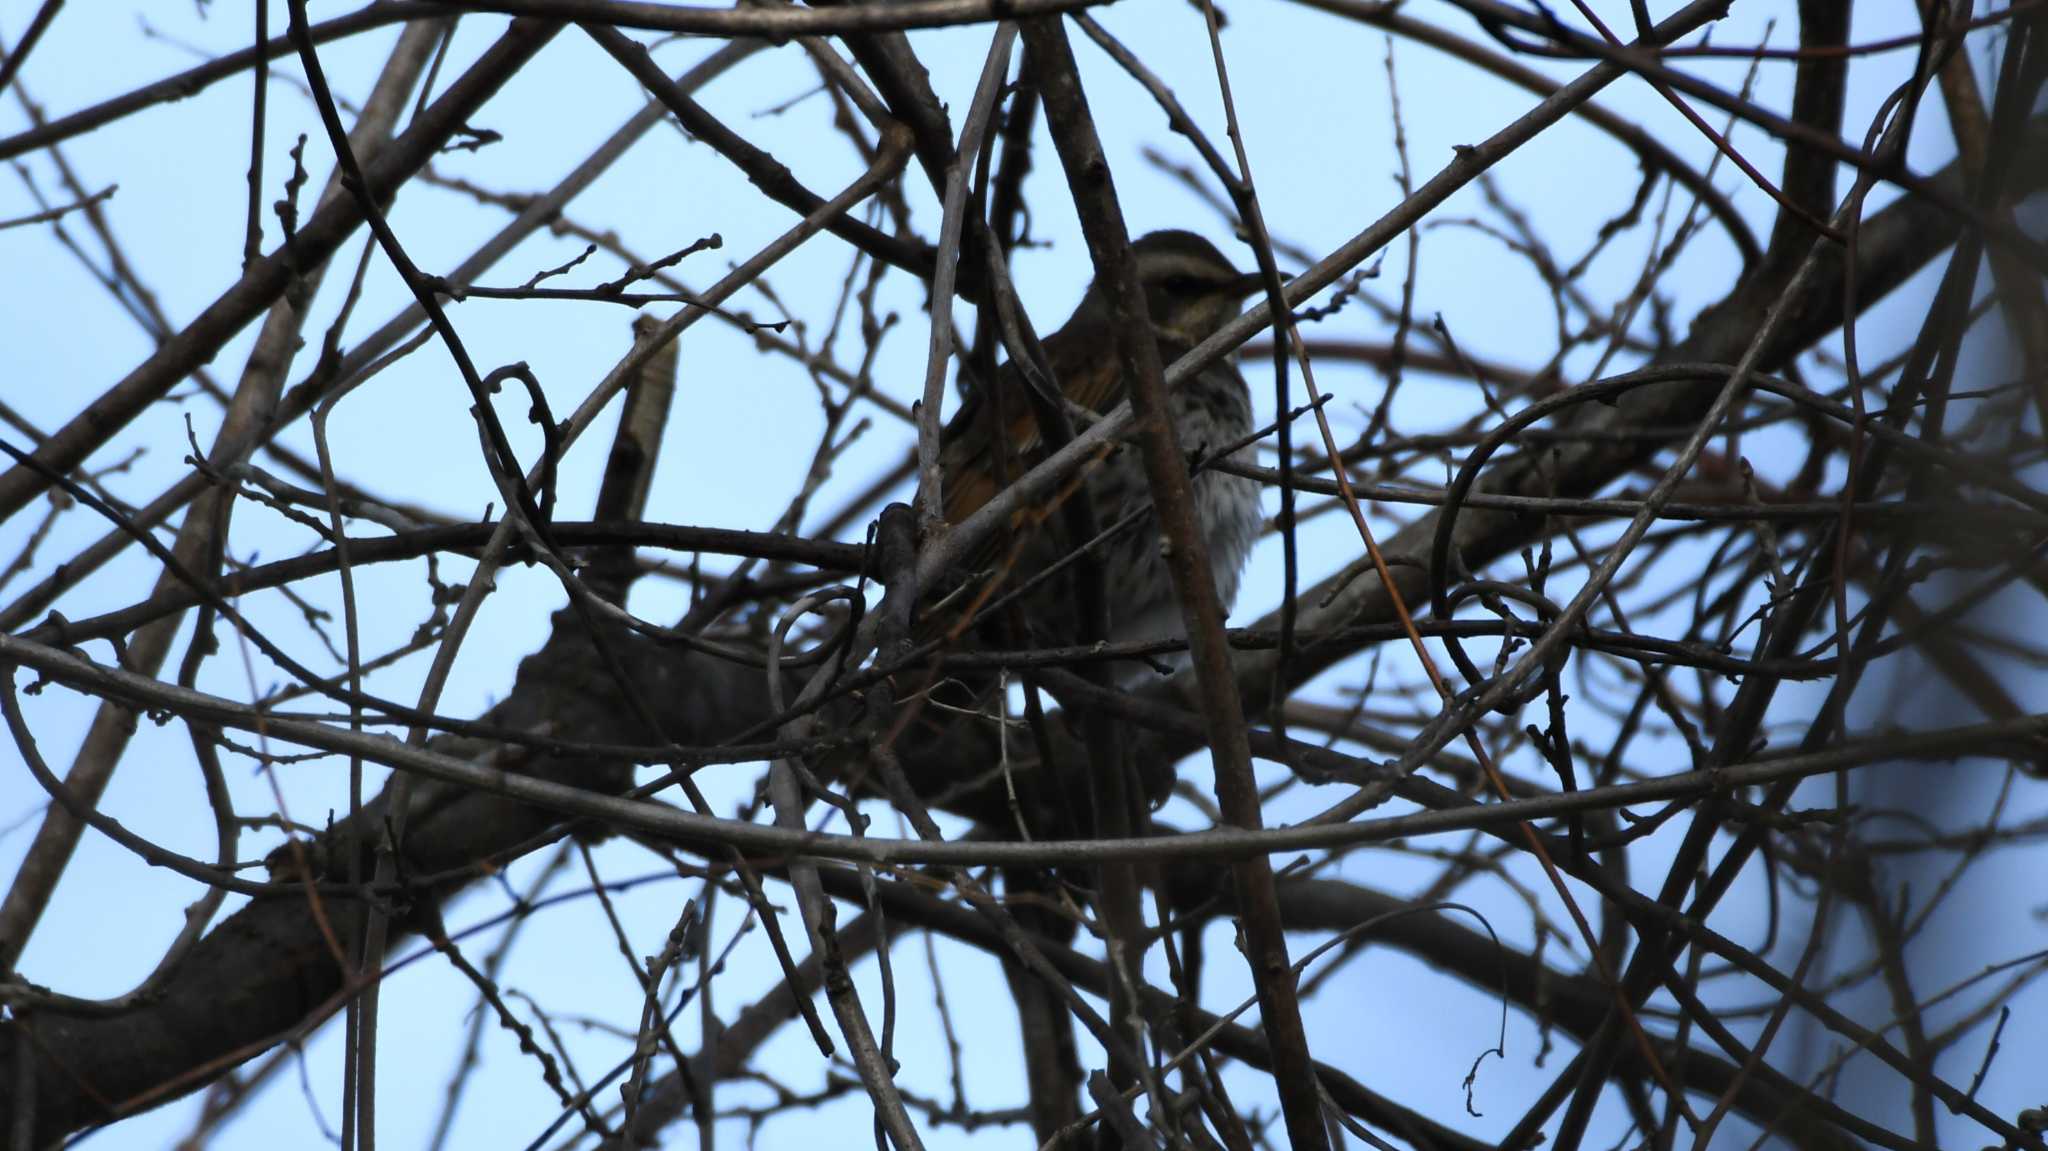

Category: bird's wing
[934, 325, 1123, 527]
[910, 309, 1139, 650]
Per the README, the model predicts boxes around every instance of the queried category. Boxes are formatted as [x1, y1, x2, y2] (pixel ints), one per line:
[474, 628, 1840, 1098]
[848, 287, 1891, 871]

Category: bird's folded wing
[934, 330, 1125, 527]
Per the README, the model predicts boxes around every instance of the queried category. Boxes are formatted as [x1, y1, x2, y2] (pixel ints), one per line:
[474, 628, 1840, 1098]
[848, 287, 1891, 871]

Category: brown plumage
[920, 230, 1266, 673]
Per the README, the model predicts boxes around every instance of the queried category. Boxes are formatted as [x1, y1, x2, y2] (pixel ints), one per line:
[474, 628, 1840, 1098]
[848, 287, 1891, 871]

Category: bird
[918, 229, 1267, 675]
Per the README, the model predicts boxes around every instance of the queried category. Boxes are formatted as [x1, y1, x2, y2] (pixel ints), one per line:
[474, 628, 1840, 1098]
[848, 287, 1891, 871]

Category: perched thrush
[921, 230, 1266, 670]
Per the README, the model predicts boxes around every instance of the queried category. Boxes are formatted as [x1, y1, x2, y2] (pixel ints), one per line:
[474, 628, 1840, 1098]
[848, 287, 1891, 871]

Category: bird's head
[1129, 229, 1269, 346]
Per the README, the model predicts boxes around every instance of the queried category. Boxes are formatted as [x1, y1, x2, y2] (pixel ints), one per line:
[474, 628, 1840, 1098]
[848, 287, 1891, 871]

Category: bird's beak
[1225, 270, 1290, 299]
